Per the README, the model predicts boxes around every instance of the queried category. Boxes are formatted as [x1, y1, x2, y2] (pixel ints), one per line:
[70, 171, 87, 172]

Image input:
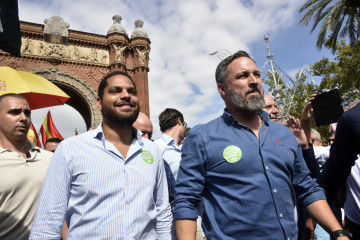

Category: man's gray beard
[226, 87, 265, 112]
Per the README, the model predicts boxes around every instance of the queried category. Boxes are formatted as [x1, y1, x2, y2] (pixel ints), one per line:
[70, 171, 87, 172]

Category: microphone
[26, 152, 31, 158]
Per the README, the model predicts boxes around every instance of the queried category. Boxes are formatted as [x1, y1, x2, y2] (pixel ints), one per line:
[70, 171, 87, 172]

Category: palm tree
[299, 0, 360, 53]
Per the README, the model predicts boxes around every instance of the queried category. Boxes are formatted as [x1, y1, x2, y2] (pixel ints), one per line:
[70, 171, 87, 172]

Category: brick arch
[32, 68, 102, 129]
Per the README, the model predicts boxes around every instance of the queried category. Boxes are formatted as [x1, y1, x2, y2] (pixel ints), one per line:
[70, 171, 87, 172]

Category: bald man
[263, 95, 279, 122]
[133, 112, 153, 140]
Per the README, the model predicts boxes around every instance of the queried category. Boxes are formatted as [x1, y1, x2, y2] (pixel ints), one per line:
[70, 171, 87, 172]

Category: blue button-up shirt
[30, 125, 173, 239]
[173, 110, 325, 240]
[154, 133, 182, 180]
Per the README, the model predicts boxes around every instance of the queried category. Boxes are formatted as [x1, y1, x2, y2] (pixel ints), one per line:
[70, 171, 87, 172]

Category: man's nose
[271, 106, 279, 113]
[120, 90, 130, 99]
[249, 73, 259, 85]
[19, 111, 29, 121]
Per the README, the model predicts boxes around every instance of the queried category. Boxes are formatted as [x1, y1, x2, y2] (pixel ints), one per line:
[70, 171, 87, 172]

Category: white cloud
[17, 0, 330, 140]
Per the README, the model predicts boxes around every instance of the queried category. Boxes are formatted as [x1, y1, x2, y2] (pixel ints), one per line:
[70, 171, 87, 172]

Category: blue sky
[18, 0, 334, 139]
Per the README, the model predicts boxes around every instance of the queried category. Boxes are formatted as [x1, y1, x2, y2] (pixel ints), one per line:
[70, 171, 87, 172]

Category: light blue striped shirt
[154, 134, 182, 180]
[30, 125, 173, 239]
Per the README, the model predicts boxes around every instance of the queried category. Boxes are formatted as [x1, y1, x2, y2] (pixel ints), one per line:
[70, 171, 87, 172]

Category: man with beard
[173, 51, 350, 240]
[0, 94, 52, 240]
[30, 72, 173, 239]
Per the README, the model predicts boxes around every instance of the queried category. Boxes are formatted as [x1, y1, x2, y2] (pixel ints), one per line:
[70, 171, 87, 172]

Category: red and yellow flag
[27, 122, 41, 147]
[40, 111, 64, 145]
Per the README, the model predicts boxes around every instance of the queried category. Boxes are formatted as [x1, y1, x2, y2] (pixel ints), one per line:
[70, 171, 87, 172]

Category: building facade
[0, 15, 151, 129]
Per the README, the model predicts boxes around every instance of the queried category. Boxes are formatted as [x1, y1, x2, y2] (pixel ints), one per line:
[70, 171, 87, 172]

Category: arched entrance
[32, 68, 101, 129]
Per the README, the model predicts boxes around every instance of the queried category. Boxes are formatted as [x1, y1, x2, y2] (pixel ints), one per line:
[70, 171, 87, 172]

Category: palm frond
[311, 8, 332, 32]
[300, 0, 332, 25]
[299, 0, 321, 13]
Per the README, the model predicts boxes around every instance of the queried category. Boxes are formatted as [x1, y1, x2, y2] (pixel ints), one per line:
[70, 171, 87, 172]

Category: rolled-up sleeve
[173, 126, 205, 220]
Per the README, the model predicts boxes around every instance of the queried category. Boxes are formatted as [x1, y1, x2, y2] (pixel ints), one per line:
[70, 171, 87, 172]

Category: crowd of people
[0, 50, 358, 240]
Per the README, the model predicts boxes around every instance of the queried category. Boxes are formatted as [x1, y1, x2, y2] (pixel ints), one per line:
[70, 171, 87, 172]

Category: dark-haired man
[30, 72, 173, 239]
[0, 93, 52, 240]
[173, 51, 350, 240]
[44, 137, 62, 152]
[155, 108, 186, 181]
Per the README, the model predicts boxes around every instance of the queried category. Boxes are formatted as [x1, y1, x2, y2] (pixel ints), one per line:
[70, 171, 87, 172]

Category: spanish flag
[40, 111, 64, 145]
[27, 122, 41, 147]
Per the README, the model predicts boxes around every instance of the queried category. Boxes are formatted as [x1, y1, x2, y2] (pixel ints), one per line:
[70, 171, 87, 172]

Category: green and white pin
[141, 150, 154, 164]
[223, 145, 242, 163]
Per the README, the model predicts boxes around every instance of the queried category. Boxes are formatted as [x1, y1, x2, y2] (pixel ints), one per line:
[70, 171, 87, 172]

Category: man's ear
[96, 97, 102, 111]
[218, 83, 227, 97]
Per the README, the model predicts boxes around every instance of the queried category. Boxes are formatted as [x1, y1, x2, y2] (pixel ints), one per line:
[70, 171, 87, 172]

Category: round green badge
[141, 150, 154, 164]
[223, 145, 242, 163]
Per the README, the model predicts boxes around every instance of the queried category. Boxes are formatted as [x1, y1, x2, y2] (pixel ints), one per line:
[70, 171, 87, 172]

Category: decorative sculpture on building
[136, 47, 150, 66]
[131, 20, 149, 39]
[107, 15, 128, 36]
[112, 44, 127, 61]
[43, 16, 70, 37]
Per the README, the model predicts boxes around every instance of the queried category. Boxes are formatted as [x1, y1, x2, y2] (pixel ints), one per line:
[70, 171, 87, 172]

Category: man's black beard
[101, 104, 140, 126]
[225, 86, 265, 112]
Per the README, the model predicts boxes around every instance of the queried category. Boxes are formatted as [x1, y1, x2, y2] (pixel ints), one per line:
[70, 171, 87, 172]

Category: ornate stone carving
[22, 39, 35, 54]
[43, 16, 70, 37]
[20, 38, 109, 64]
[8, 60, 18, 69]
[112, 44, 126, 61]
[32, 68, 102, 127]
[107, 15, 127, 36]
[135, 47, 150, 66]
[131, 20, 149, 39]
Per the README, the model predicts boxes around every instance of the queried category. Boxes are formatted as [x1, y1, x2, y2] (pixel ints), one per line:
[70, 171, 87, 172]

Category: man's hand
[300, 94, 317, 143]
[287, 115, 309, 149]
[305, 216, 316, 240]
[301, 94, 316, 122]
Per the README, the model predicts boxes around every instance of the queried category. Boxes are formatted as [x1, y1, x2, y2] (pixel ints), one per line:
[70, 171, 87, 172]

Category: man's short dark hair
[159, 108, 184, 132]
[45, 138, 62, 145]
[97, 71, 137, 99]
[0, 93, 26, 106]
[215, 50, 254, 85]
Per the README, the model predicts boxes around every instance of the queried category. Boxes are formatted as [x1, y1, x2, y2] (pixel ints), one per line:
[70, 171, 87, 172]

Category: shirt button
[279, 213, 283, 218]
[265, 166, 269, 170]
[126, 232, 129, 235]
[273, 189, 277, 193]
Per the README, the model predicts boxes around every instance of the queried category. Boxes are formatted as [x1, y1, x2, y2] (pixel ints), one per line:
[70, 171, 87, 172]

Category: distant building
[0, 15, 151, 127]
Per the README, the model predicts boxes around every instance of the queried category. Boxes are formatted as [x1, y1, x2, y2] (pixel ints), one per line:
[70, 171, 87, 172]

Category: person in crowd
[300, 95, 345, 240]
[173, 50, 350, 240]
[0, 93, 53, 240]
[29, 71, 173, 239]
[263, 94, 279, 122]
[154, 108, 189, 237]
[133, 112, 153, 140]
[327, 131, 336, 146]
[44, 137, 62, 152]
[311, 128, 323, 146]
[154, 108, 186, 181]
[287, 115, 321, 240]
[320, 101, 360, 239]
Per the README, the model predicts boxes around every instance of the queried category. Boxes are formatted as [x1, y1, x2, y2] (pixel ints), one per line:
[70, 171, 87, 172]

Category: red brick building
[0, 15, 151, 129]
